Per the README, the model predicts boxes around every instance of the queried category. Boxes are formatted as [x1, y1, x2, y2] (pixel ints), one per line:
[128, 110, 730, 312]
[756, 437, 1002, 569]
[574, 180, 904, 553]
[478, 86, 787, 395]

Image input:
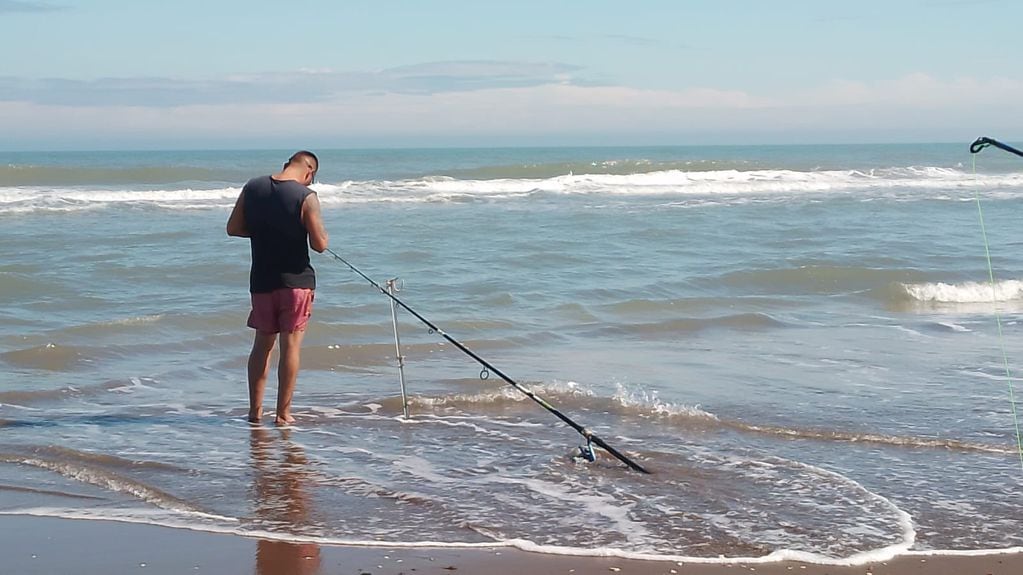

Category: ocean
[1, 143, 1021, 565]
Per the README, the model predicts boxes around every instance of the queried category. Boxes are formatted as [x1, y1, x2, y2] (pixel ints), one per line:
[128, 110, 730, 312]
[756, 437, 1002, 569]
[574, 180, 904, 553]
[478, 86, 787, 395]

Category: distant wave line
[2, 166, 1023, 215]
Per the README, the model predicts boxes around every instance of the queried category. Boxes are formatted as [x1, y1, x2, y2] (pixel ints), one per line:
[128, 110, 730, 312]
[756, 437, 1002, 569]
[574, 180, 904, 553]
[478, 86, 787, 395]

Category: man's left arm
[226, 190, 249, 237]
[302, 193, 329, 253]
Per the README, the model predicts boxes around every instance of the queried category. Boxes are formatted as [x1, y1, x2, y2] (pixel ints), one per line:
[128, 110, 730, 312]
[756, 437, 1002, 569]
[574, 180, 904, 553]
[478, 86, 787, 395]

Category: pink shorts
[247, 288, 315, 334]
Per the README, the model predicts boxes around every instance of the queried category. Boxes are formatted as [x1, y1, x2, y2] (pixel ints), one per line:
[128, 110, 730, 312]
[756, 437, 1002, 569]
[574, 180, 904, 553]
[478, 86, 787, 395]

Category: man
[227, 151, 329, 425]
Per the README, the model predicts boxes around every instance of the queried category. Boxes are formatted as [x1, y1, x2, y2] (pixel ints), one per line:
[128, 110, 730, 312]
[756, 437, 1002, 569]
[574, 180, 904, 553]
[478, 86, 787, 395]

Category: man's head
[283, 150, 319, 186]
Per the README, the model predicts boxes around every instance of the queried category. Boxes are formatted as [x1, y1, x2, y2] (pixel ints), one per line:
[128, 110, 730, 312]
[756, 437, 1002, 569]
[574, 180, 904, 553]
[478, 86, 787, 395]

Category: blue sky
[2, 0, 1021, 150]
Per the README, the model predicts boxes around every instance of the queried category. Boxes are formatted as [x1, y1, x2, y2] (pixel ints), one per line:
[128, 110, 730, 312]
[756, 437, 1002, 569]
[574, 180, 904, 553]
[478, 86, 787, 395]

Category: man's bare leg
[275, 328, 305, 425]
[248, 331, 277, 423]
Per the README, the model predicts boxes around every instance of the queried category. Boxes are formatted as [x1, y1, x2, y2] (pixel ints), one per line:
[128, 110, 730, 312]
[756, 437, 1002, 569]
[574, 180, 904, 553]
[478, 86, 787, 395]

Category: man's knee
[251, 332, 277, 354]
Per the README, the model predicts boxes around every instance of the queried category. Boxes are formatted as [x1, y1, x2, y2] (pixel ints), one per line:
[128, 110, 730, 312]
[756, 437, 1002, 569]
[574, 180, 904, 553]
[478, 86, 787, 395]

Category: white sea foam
[3, 458, 225, 519]
[0, 402, 38, 411]
[107, 314, 164, 326]
[902, 279, 1023, 303]
[3, 167, 1022, 214]
[612, 383, 719, 420]
[395, 415, 526, 442]
[317, 168, 1023, 204]
[0, 186, 242, 214]
[493, 475, 652, 546]
[5, 506, 988, 567]
[936, 321, 971, 332]
[410, 379, 594, 407]
[107, 377, 155, 394]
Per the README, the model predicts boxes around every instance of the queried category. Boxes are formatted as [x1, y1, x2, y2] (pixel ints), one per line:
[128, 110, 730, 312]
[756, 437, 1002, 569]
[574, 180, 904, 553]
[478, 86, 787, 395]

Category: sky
[1, 0, 1022, 150]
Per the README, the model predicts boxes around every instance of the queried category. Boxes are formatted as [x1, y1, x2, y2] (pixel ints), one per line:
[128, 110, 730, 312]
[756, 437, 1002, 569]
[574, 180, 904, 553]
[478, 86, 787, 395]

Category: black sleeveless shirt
[242, 176, 316, 293]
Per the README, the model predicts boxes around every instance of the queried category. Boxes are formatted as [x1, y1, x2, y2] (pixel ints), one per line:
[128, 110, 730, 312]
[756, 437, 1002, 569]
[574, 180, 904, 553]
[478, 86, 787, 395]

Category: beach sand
[3, 514, 1020, 575]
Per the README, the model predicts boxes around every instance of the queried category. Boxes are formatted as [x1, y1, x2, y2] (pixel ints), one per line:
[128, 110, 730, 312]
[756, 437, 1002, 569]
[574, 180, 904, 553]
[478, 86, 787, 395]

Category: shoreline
[4, 514, 1022, 575]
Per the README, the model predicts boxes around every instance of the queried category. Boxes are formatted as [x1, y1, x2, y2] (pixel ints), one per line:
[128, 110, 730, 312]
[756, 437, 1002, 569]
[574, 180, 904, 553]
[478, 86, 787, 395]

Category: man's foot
[274, 413, 296, 426]
[248, 407, 263, 423]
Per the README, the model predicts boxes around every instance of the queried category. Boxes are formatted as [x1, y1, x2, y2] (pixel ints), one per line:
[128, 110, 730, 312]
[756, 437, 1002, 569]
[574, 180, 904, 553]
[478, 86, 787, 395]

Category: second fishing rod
[324, 248, 651, 474]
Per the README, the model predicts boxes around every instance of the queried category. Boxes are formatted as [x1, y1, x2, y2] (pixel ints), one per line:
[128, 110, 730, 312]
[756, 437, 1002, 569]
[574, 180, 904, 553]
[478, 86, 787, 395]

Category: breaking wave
[4, 166, 1023, 214]
[900, 279, 1023, 303]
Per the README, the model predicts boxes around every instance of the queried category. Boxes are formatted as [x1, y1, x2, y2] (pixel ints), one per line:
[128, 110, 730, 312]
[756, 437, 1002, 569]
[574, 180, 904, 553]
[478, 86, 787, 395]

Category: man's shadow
[249, 426, 322, 575]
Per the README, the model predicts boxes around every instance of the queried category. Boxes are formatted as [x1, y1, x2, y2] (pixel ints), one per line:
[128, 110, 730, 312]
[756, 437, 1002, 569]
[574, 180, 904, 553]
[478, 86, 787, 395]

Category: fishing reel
[577, 438, 597, 462]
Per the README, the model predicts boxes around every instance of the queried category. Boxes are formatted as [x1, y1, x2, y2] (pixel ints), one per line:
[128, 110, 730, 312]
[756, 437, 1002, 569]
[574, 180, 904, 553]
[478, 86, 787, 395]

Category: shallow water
[1, 144, 1022, 564]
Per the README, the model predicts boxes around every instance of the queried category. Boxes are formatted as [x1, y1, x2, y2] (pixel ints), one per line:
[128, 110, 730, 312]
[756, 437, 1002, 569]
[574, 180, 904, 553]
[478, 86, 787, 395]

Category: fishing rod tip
[970, 136, 996, 154]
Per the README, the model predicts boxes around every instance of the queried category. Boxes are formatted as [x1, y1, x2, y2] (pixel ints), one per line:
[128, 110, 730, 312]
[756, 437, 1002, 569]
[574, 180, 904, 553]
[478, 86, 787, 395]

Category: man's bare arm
[302, 193, 329, 252]
[226, 191, 249, 237]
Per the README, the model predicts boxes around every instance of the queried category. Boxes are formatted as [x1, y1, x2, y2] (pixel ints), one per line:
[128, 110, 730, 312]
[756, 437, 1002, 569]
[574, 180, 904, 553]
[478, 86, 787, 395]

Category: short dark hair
[286, 150, 319, 170]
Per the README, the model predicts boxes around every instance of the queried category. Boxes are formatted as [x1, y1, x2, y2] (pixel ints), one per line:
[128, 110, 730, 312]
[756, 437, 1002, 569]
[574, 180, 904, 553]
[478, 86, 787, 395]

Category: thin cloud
[3, 72, 1021, 149]
[599, 34, 665, 47]
[379, 60, 584, 93]
[0, 60, 588, 107]
[520, 33, 684, 49]
[0, 0, 64, 12]
[797, 73, 1023, 109]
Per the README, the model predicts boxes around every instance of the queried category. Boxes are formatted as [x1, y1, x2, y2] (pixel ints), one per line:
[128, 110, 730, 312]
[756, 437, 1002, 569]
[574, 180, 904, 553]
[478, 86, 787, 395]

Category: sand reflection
[249, 427, 322, 575]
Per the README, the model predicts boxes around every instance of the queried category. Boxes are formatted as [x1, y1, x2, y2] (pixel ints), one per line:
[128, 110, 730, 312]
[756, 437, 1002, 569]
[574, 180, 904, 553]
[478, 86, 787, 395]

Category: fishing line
[323, 247, 651, 474]
[969, 137, 1023, 471]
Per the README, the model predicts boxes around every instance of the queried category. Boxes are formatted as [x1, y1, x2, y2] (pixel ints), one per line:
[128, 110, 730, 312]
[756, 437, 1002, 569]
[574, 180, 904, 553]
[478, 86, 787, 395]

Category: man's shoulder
[273, 179, 315, 201]
[275, 178, 312, 192]
[242, 175, 272, 191]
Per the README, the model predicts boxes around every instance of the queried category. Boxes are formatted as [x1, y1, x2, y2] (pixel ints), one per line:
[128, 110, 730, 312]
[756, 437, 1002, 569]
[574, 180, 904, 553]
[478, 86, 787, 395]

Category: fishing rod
[970, 137, 1023, 159]
[968, 138, 1023, 472]
[324, 248, 651, 474]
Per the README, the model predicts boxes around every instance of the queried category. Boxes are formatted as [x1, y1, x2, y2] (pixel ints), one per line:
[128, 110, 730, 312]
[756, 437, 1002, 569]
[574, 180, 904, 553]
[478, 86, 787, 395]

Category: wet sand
[3, 514, 1021, 575]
